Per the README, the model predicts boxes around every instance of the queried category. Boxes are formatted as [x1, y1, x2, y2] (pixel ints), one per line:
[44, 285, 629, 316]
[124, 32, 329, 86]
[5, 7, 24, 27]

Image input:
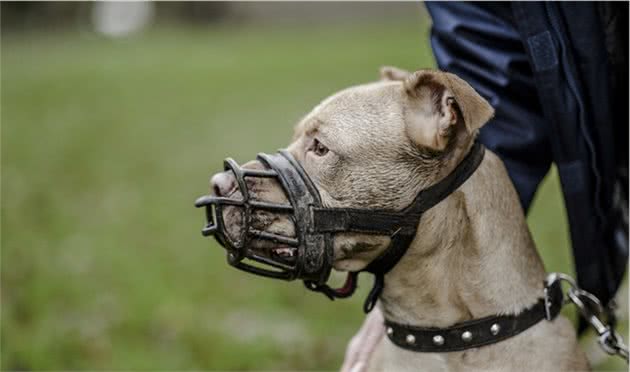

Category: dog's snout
[211, 171, 236, 197]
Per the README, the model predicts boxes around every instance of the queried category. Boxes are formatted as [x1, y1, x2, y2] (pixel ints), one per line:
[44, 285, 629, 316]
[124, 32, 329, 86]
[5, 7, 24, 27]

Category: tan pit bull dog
[208, 67, 590, 371]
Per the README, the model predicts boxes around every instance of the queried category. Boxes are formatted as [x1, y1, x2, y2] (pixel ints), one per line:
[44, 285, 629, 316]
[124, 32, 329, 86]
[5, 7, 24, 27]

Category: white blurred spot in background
[92, 1, 154, 37]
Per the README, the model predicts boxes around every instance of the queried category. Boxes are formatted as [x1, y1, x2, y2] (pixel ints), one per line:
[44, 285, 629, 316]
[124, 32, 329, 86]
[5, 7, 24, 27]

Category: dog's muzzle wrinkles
[195, 141, 486, 312]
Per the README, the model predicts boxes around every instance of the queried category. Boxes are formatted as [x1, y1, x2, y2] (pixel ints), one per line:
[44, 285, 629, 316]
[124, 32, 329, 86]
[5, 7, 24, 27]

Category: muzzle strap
[409, 140, 487, 214]
[362, 141, 485, 312]
[311, 141, 486, 237]
[311, 209, 420, 235]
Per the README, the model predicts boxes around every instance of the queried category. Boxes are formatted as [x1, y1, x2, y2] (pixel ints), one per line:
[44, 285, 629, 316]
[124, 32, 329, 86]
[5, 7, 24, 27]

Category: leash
[385, 272, 629, 363]
[546, 273, 629, 362]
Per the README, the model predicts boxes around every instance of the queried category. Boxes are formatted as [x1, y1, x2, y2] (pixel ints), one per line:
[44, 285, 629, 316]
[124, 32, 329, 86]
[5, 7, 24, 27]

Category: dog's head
[210, 67, 493, 272]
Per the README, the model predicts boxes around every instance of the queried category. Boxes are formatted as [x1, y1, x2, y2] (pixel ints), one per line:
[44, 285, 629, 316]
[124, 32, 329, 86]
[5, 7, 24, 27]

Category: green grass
[1, 17, 626, 371]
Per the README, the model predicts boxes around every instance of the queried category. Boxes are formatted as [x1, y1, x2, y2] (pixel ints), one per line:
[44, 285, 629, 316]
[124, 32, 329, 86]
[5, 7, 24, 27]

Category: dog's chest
[369, 338, 449, 372]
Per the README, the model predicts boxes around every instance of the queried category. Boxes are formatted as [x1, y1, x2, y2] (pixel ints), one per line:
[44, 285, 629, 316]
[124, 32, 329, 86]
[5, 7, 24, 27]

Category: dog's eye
[309, 138, 329, 157]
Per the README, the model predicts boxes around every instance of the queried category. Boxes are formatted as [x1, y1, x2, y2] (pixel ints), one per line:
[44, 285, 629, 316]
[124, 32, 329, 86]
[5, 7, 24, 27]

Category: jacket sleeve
[425, 1, 552, 212]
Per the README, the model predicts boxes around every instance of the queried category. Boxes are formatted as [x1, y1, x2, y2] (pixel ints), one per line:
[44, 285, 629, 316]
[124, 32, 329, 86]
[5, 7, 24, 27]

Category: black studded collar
[384, 276, 564, 352]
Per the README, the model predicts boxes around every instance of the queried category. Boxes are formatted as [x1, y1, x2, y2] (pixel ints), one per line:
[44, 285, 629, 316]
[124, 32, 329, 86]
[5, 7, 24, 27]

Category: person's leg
[426, 2, 551, 211]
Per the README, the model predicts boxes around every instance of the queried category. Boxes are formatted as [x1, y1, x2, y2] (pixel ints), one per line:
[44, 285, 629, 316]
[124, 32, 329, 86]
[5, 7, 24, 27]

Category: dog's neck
[379, 151, 546, 328]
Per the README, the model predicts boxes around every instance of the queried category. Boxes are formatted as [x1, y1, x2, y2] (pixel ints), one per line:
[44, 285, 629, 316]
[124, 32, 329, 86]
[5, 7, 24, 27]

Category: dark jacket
[425, 1, 628, 312]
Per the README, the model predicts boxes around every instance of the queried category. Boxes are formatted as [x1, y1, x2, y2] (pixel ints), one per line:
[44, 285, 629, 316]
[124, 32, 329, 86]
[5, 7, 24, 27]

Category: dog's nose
[210, 171, 236, 197]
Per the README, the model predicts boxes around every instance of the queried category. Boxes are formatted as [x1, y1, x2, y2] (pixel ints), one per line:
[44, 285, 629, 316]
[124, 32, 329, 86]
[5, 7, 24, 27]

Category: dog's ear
[441, 72, 495, 134]
[379, 66, 411, 81]
[403, 70, 494, 150]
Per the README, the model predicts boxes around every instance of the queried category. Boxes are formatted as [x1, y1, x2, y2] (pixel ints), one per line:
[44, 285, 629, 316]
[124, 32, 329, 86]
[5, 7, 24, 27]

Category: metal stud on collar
[383, 272, 628, 362]
[490, 323, 501, 335]
[386, 327, 393, 336]
[432, 335, 445, 346]
[406, 334, 416, 345]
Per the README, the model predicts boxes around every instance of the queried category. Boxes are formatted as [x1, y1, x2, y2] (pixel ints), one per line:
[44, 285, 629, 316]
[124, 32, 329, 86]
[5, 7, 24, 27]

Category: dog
[208, 67, 590, 371]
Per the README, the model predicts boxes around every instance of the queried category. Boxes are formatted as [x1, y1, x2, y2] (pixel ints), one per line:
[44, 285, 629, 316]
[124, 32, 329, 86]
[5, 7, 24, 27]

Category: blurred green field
[1, 16, 626, 371]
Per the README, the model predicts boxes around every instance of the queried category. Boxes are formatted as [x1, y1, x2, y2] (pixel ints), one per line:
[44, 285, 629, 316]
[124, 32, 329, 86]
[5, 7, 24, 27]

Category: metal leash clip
[544, 272, 578, 320]
[545, 273, 629, 363]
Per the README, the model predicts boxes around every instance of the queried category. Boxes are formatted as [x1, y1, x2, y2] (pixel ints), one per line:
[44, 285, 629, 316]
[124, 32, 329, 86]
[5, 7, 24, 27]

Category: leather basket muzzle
[195, 140, 485, 311]
[195, 150, 334, 286]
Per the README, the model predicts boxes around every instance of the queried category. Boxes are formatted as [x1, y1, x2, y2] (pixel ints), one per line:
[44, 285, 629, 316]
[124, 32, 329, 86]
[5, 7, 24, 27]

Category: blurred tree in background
[1, 2, 230, 32]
